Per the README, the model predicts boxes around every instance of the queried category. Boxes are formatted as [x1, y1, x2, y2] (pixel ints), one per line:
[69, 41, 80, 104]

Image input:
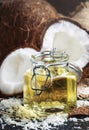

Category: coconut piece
[69, 106, 89, 117]
[0, 0, 60, 65]
[0, 48, 38, 96]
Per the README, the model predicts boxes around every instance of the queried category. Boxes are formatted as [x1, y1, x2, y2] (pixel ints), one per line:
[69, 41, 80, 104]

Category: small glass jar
[24, 50, 82, 113]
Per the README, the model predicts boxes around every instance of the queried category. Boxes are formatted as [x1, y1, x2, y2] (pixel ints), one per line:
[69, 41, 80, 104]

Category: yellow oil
[24, 67, 77, 113]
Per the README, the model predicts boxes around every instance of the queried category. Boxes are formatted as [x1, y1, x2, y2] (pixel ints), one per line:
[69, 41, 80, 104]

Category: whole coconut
[0, 0, 60, 64]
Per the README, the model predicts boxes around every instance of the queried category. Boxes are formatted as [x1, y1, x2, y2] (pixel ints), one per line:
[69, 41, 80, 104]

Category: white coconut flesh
[0, 48, 38, 95]
[41, 20, 89, 69]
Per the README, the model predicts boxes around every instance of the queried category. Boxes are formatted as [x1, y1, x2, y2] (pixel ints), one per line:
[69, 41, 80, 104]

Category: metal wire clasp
[31, 65, 52, 95]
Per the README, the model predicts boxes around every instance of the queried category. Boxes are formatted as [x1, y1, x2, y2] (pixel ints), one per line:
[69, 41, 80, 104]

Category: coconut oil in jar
[24, 51, 82, 113]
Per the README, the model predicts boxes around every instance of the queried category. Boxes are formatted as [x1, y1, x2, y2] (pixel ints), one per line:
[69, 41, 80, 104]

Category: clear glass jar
[24, 50, 82, 113]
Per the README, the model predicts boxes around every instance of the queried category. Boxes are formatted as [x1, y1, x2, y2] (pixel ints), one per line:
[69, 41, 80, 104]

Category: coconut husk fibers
[0, 0, 60, 65]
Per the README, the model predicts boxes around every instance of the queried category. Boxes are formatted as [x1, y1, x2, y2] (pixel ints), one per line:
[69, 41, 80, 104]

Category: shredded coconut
[78, 87, 89, 95]
[77, 100, 89, 107]
[84, 117, 89, 122]
[0, 98, 89, 130]
[69, 117, 78, 122]
[0, 98, 68, 130]
[0, 98, 22, 108]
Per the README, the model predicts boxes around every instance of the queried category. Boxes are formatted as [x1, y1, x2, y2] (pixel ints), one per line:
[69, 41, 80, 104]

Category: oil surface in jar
[24, 67, 77, 113]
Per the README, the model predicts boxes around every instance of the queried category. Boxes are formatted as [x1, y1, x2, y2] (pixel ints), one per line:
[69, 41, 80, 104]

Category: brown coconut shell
[69, 106, 89, 117]
[0, 0, 61, 65]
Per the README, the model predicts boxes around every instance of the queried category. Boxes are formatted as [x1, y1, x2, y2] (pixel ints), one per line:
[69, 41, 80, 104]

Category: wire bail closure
[30, 49, 82, 96]
[31, 65, 52, 95]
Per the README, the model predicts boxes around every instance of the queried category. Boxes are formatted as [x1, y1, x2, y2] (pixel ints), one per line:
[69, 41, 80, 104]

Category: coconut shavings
[0, 98, 68, 130]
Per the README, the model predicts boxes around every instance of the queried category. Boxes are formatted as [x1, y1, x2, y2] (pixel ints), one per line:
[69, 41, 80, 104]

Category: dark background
[46, 0, 87, 15]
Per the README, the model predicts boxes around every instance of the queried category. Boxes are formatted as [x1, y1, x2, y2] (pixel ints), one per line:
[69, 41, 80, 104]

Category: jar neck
[31, 50, 69, 67]
[50, 49, 69, 62]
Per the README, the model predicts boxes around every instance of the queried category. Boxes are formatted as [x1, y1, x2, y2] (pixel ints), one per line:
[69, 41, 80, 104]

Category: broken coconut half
[41, 18, 89, 69]
[0, 48, 38, 96]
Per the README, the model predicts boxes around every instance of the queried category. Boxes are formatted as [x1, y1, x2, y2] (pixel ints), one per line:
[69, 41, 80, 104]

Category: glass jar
[23, 50, 82, 113]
